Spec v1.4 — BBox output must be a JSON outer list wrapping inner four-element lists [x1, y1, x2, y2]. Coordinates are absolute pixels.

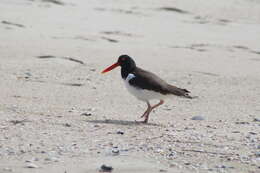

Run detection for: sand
[[0, 0, 260, 172]]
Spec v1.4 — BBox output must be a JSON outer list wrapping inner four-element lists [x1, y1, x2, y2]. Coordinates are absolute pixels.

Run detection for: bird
[[102, 55, 195, 123]]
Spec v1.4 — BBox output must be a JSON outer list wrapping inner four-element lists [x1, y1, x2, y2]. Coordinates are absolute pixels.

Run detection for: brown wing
[[130, 67, 193, 98]]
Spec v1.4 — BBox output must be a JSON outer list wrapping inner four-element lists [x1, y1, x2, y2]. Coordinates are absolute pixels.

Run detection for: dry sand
[[0, 0, 260, 172]]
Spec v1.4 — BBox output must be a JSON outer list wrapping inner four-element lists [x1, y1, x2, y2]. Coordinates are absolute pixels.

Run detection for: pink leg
[[151, 100, 164, 110], [143, 100, 164, 123], [140, 101, 151, 118]]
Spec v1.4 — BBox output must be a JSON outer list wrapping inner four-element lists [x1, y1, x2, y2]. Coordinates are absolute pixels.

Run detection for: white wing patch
[[126, 73, 135, 82]]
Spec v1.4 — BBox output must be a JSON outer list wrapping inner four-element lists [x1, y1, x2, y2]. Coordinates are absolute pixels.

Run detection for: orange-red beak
[[101, 62, 120, 74]]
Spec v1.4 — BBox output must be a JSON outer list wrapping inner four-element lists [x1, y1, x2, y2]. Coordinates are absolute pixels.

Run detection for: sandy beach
[[0, 0, 260, 172]]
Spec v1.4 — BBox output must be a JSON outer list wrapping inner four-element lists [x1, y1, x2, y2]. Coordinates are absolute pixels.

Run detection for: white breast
[[123, 73, 166, 102]]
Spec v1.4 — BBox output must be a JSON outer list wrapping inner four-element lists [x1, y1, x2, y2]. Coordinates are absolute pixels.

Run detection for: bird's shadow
[[86, 119, 160, 126]]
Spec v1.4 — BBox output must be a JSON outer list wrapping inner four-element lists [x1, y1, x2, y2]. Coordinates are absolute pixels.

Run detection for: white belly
[[123, 73, 166, 102]]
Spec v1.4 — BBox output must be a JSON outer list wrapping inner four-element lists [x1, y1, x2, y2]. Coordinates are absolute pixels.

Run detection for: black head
[[102, 54, 136, 79], [117, 55, 136, 70]]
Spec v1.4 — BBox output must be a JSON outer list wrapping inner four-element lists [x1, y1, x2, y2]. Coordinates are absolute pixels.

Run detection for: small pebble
[[235, 121, 249, 125], [227, 157, 234, 161], [255, 152, 260, 157], [100, 164, 113, 172], [81, 112, 92, 116], [111, 148, 120, 155], [45, 157, 59, 162], [25, 163, 39, 168], [253, 118, 260, 122], [216, 165, 226, 169], [25, 72, 32, 76], [171, 163, 182, 169], [232, 131, 240, 133], [63, 123, 71, 127], [116, 130, 124, 135], [155, 148, 164, 154], [159, 169, 167, 172], [25, 157, 39, 163], [166, 151, 176, 160], [191, 116, 205, 120]]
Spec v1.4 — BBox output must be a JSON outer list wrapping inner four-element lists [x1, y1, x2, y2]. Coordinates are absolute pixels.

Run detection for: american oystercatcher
[[102, 55, 195, 123]]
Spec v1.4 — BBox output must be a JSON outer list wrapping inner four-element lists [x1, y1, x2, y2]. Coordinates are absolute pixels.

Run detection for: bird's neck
[[121, 66, 136, 79]]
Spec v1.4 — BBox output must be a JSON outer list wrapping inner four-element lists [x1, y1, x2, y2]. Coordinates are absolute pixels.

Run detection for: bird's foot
[[137, 114, 149, 123]]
